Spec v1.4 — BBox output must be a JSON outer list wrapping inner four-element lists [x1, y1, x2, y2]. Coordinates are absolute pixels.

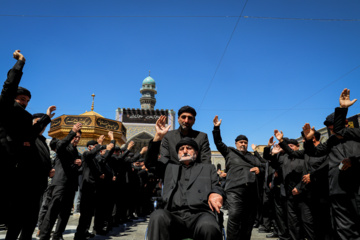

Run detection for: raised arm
[[145, 116, 170, 176], [0, 50, 26, 107], [212, 115, 229, 157], [274, 129, 305, 159]]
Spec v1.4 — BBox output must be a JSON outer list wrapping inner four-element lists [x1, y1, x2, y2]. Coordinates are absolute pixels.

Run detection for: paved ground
[[0, 211, 274, 240]]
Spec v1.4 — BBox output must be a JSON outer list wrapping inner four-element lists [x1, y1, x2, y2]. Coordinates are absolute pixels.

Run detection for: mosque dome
[[142, 76, 155, 86]]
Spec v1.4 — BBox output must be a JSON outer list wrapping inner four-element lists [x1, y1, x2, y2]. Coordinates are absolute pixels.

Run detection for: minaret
[[140, 71, 157, 110]]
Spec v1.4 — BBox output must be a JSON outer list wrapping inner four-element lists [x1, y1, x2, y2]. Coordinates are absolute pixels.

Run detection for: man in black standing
[[212, 115, 263, 240], [160, 106, 211, 164], [74, 132, 115, 240], [40, 122, 83, 240]]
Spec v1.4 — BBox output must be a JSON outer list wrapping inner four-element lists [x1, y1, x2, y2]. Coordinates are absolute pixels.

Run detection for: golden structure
[[48, 94, 127, 147]]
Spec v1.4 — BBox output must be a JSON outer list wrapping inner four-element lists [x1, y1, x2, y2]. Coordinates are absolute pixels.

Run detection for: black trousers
[[262, 189, 276, 231], [6, 179, 44, 240], [74, 185, 96, 239], [38, 185, 55, 228], [39, 185, 76, 240], [286, 194, 315, 240], [273, 187, 290, 240], [226, 185, 257, 240], [147, 209, 222, 240], [94, 181, 113, 231], [330, 194, 360, 240]]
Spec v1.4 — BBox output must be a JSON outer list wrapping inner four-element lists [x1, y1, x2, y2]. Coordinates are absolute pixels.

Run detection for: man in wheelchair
[[145, 116, 226, 240]]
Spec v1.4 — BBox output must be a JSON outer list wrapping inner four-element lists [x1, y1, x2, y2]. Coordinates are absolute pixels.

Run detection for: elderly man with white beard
[[145, 116, 225, 240]]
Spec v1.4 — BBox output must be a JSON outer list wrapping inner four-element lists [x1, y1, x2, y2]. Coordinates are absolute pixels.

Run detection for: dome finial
[[149, 70, 151, 76], [91, 93, 95, 111]]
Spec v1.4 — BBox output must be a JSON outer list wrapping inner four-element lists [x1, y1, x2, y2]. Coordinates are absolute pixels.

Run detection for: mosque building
[[115, 73, 176, 153]]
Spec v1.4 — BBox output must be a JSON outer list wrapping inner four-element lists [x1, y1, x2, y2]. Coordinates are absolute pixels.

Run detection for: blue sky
[[1, 0, 359, 151]]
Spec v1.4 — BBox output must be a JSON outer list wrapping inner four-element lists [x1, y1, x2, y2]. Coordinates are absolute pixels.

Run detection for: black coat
[[52, 130, 81, 191], [160, 127, 211, 164], [212, 126, 264, 191], [305, 107, 360, 195], [0, 61, 49, 167], [81, 144, 104, 189], [145, 140, 225, 213]]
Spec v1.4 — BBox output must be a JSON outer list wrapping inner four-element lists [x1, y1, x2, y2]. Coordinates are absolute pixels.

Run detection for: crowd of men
[[1, 49, 360, 240]]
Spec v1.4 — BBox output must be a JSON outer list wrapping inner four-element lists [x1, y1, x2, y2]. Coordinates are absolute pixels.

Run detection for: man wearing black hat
[[5, 108, 57, 240], [75, 132, 115, 240], [40, 123, 83, 240], [160, 105, 211, 164], [145, 116, 225, 240], [212, 115, 263, 240], [302, 88, 360, 240]]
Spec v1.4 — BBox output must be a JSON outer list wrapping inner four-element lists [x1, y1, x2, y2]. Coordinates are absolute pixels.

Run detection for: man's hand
[[112, 176, 116, 181], [274, 130, 284, 142], [292, 188, 300, 195], [106, 143, 114, 151], [47, 106, 56, 118], [97, 135, 105, 145], [268, 136, 276, 147], [72, 123, 82, 133], [271, 144, 282, 155], [49, 169, 55, 178], [213, 115, 222, 127], [340, 158, 352, 170], [13, 50, 25, 62], [100, 174, 105, 179], [74, 159, 82, 166], [339, 88, 357, 108], [127, 141, 135, 150], [302, 174, 311, 184], [140, 146, 148, 155], [208, 193, 223, 213], [108, 131, 114, 140], [250, 167, 260, 175], [154, 116, 171, 141], [302, 123, 315, 141], [251, 144, 257, 151]]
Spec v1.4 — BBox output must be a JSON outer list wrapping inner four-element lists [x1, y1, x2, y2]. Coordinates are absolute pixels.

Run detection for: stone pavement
[[0, 210, 274, 240]]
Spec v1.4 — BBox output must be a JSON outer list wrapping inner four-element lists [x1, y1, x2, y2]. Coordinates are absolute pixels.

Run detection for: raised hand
[[140, 146, 148, 155], [97, 135, 105, 145], [268, 136, 276, 147], [154, 115, 171, 141], [271, 144, 282, 155], [106, 143, 114, 151], [47, 106, 56, 118], [108, 131, 114, 140], [251, 144, 257, 151], [339, 88, 357, 108], [274, 129, 284, 141], [127, 141, 135, 150], [302, 123, 315, 140], [13, 50, 26, 62], [72, 123, 82, 133], [213, 115, 222, 127]]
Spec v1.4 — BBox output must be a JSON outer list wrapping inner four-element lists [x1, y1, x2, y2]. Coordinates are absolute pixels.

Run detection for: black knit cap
[[86, 140, 98, 147], [288, 139, 299, 146], [324, 112, 335, 126], [178, 105, 197, 117], [114, 146, 121, 151], [176, 137, 199, 153], [17, 87, 31, 99], [33, 113, 45, 119], [235, 135, 248, 142]]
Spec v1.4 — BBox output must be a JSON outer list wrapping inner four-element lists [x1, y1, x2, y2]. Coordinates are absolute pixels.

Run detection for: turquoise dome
[[142, 76, 155, 85]]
